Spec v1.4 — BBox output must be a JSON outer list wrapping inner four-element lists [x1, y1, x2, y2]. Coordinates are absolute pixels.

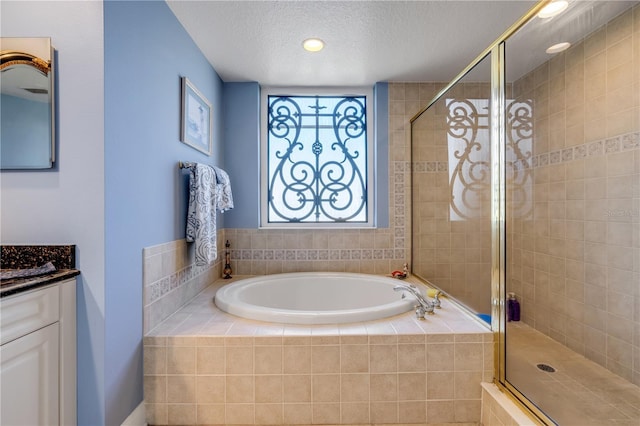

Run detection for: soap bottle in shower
[[507, 292, 520, 322]]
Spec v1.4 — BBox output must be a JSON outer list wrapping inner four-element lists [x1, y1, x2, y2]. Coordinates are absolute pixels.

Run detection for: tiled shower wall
[[508, 5, 640, 385]]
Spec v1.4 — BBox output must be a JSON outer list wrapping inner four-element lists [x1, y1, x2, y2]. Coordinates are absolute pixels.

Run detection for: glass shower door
[[411, 53, 494, 323], [503, 2, 640, 424]]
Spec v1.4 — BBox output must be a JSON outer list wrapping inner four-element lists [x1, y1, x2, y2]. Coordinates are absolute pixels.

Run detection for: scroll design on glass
[[267, 95, 368, 223], [446, 98, 491, 220], [505, 99, 533, 219], [446, 98, 532, 220]]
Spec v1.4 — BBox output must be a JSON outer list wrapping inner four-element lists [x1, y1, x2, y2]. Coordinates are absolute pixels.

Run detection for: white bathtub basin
[[214, 272, 415, 324]]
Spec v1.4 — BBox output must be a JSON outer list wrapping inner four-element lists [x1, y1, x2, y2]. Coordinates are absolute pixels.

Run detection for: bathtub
[[214, 272, 415, 324]]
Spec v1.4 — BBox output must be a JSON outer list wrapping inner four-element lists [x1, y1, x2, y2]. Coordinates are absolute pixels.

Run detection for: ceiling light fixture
[[537, 0, 569, 19], [546, 42, 571, 54], [302, 38, 324, 52]]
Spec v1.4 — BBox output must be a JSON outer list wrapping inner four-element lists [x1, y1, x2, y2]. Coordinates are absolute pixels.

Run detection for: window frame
[[260, 86, 375, 229]]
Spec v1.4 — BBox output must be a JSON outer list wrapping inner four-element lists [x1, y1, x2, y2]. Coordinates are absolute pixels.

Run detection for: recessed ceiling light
[[546, 42, 571, 54], [302, 38, 324, 52], [537, 0, 569, 19]]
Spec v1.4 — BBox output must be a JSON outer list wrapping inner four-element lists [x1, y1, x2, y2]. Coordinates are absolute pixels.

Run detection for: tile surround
[[143, 238, 223, 334], [144, 276, 493, 425]]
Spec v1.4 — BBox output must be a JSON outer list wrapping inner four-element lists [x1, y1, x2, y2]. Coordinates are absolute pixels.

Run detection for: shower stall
[[410, 1, 639, 424]]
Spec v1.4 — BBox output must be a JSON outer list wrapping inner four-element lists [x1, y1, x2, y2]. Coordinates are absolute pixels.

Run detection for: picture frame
[[180, 77, 212, 155]]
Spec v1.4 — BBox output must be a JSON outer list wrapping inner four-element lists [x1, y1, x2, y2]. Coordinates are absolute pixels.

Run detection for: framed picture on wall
[[180, 77, 212, 155]]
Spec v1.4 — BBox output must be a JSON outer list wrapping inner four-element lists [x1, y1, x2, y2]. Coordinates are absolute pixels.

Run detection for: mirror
[[1, 37, 55, 169]]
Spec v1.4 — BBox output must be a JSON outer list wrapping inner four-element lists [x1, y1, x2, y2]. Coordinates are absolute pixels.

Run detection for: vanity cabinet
[[0, 279, 76, 426]]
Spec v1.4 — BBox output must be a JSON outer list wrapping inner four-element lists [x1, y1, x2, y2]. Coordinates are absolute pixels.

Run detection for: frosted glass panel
[[411, 53, 492, 319]]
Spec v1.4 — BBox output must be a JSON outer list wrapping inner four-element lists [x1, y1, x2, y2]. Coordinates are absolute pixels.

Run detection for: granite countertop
[[1, 269, 80, 298], [0, 245, 80, 298]]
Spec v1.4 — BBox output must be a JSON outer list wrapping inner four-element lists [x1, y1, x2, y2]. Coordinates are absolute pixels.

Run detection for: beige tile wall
[[508, 5, 640, 386], [143, 237, 223, 334], [144, 332, 494, 425], [222, 227, 407, 276]]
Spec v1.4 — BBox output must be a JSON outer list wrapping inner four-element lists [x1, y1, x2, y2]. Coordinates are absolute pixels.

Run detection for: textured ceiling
[[167, 0, 538, 86]]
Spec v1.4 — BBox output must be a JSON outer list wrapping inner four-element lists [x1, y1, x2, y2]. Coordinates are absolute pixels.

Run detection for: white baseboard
[[121, 402, 146, 426]]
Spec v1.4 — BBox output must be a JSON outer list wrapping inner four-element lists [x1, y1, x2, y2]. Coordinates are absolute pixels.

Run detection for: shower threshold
[[506, 322, 640, 426]]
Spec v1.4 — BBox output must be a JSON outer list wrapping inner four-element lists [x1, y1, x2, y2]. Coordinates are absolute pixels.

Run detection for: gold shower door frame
[[410, 1, 555, 424]]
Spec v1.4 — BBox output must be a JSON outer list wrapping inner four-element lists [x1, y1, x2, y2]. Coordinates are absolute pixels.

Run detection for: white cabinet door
[[1, 323, 60, 426]]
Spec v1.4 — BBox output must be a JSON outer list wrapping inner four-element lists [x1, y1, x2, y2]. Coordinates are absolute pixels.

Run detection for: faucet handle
[[432, 290, 442, 309]]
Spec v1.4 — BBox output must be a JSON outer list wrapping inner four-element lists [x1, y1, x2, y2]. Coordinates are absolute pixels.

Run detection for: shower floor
[[506, 322, 640, 426]]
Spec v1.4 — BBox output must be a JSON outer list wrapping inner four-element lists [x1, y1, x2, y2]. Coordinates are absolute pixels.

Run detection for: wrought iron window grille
[[266, 95, 369, 224]]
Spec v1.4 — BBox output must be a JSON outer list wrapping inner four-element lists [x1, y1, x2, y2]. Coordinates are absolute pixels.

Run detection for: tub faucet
[[394, 284, 435, 319], [432, 290, 442, 309]]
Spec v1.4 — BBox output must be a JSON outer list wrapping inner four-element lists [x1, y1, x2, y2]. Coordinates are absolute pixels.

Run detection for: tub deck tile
[[144, 276, 493, 426], [146, 275, 491, 339]]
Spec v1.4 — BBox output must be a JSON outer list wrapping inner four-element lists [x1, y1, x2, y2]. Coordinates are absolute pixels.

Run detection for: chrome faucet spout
[[394, 284, 435, 317]]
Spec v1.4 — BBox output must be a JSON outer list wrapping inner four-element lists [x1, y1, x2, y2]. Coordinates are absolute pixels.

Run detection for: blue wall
[[104, 1, 223, 423], [221, 82, 260, 228]]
